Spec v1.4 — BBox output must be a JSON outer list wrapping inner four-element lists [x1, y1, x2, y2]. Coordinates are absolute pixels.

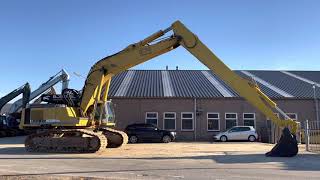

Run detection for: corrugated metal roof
[[114, 70, 136, 97], [109, 71, 127, 97], [247, 70, 317, 98], [241, 71, 294, 98], [161, 71, 175, 97], [235, 71, 284, 98], [170, 70, 224, 98], [281, 71, 320, 88], [126, 70, 163, 97], [108, 70, 320, 99], [287, 71, 320, 85], [202, 71, 234, 97]]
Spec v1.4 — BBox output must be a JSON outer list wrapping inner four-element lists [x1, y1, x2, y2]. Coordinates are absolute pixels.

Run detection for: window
[[181, 112, 194, 131], [145, 112, 158, 126], [239, 127, 251, 131], [229, 126, 251, 133], [286, 113, 297, 121], [163, 112, 176, 130], [243, 113, 255, 127], [228, 127, 241, 133], [225, 113, 237, 129], [126, 124, 157, 131], [207, 113, 220, 131]]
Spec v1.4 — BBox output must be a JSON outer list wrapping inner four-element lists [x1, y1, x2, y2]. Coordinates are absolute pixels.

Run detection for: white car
[[213, 126, 258, 142]]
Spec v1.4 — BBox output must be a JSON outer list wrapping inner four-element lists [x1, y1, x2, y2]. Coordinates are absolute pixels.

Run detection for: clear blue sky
[[1, 0, 320, 96]]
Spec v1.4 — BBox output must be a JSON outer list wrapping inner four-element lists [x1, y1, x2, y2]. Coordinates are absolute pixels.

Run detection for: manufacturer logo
[[30, 119, 61, 125]]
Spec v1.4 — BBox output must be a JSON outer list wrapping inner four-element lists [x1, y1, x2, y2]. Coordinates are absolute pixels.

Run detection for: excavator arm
[[9, 69, 69, 114], [0, 83, 30, 114], [81, 21, 297, 134], [172, 22, 297, 133]]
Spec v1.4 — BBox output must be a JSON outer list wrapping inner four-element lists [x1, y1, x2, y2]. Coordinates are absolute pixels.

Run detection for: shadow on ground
[[1, 154, 320, 178], [0, 146, 319, 172], [108, 153, 320, 171], [0, 147, 90, 156], [0, 136, 26, 144]]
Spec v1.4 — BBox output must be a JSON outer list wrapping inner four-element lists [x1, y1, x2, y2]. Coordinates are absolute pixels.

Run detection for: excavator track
[[99, 127, 128, 148], [25, 129, 107, 153]]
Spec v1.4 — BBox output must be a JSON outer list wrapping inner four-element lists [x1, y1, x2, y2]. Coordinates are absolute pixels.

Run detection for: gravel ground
[[0, 136, 318, 180]]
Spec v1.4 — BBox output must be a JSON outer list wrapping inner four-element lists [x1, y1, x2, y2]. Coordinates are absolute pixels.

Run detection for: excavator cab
[[95, 101, 116, 127]]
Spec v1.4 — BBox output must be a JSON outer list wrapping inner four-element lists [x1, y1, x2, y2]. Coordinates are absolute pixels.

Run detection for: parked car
[[125, 123, 176, 143], [213, 126, 258, 142]]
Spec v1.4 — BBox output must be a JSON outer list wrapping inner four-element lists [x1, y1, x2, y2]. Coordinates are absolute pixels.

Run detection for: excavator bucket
[[265, 127, 298, 157]]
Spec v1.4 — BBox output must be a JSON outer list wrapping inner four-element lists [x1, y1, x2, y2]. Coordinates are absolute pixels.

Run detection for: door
[[140, 127, 162, 142], [239, 127, 251, 139], [227, 127, 242, 140]]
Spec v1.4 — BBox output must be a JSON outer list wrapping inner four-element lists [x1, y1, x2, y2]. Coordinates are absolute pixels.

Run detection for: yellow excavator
[[19, 21, 298, 156]]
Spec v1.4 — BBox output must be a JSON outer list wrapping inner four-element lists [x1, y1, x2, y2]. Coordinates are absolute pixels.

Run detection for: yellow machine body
[[20, 107, 89, 128]]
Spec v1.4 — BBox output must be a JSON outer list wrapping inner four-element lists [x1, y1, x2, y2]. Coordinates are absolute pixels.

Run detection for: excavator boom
[[80, 21, 297, 133]]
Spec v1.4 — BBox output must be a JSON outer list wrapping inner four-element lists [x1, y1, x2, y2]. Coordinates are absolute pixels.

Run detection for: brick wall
[[112, 98, 316, 141]]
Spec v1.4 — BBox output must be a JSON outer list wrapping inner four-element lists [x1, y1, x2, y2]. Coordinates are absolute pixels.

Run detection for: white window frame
[[225, 112, 238, 129], [285, 113, 298, 121], [243, 113, 256, 128], [181, 112, 194, 131], [163, 112, 176, 130], [145, 112, 158, 126], [207, 112, 220, 131]]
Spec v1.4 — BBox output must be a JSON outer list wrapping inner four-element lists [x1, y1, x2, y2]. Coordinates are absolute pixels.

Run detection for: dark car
[[125, 123, 176, 143]]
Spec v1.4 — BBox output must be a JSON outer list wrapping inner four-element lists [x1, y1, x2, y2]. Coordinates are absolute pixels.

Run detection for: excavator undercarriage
[[24, 127, 128, 153], [25, 129, 107, 153]]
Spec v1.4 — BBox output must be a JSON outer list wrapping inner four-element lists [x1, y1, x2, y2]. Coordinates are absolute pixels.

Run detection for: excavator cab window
[[106, 101, 115, 124], [95, 101, 116, 125]]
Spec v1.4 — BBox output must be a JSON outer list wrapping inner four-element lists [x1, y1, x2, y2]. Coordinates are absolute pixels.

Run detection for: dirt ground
[[0, 136, 317, 180], [101, 142, 290, 158], [0, 136, 304, 158]]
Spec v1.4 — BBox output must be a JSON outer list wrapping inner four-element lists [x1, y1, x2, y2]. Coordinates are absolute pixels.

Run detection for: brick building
[[107, 70, 320, 142]]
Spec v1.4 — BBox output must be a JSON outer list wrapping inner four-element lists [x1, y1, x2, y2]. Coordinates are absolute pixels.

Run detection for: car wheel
[[129, 135, 138, 143], [162, 135, 171, 143], [220, 135, 228, 142], [248, 135, 256, 142]]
